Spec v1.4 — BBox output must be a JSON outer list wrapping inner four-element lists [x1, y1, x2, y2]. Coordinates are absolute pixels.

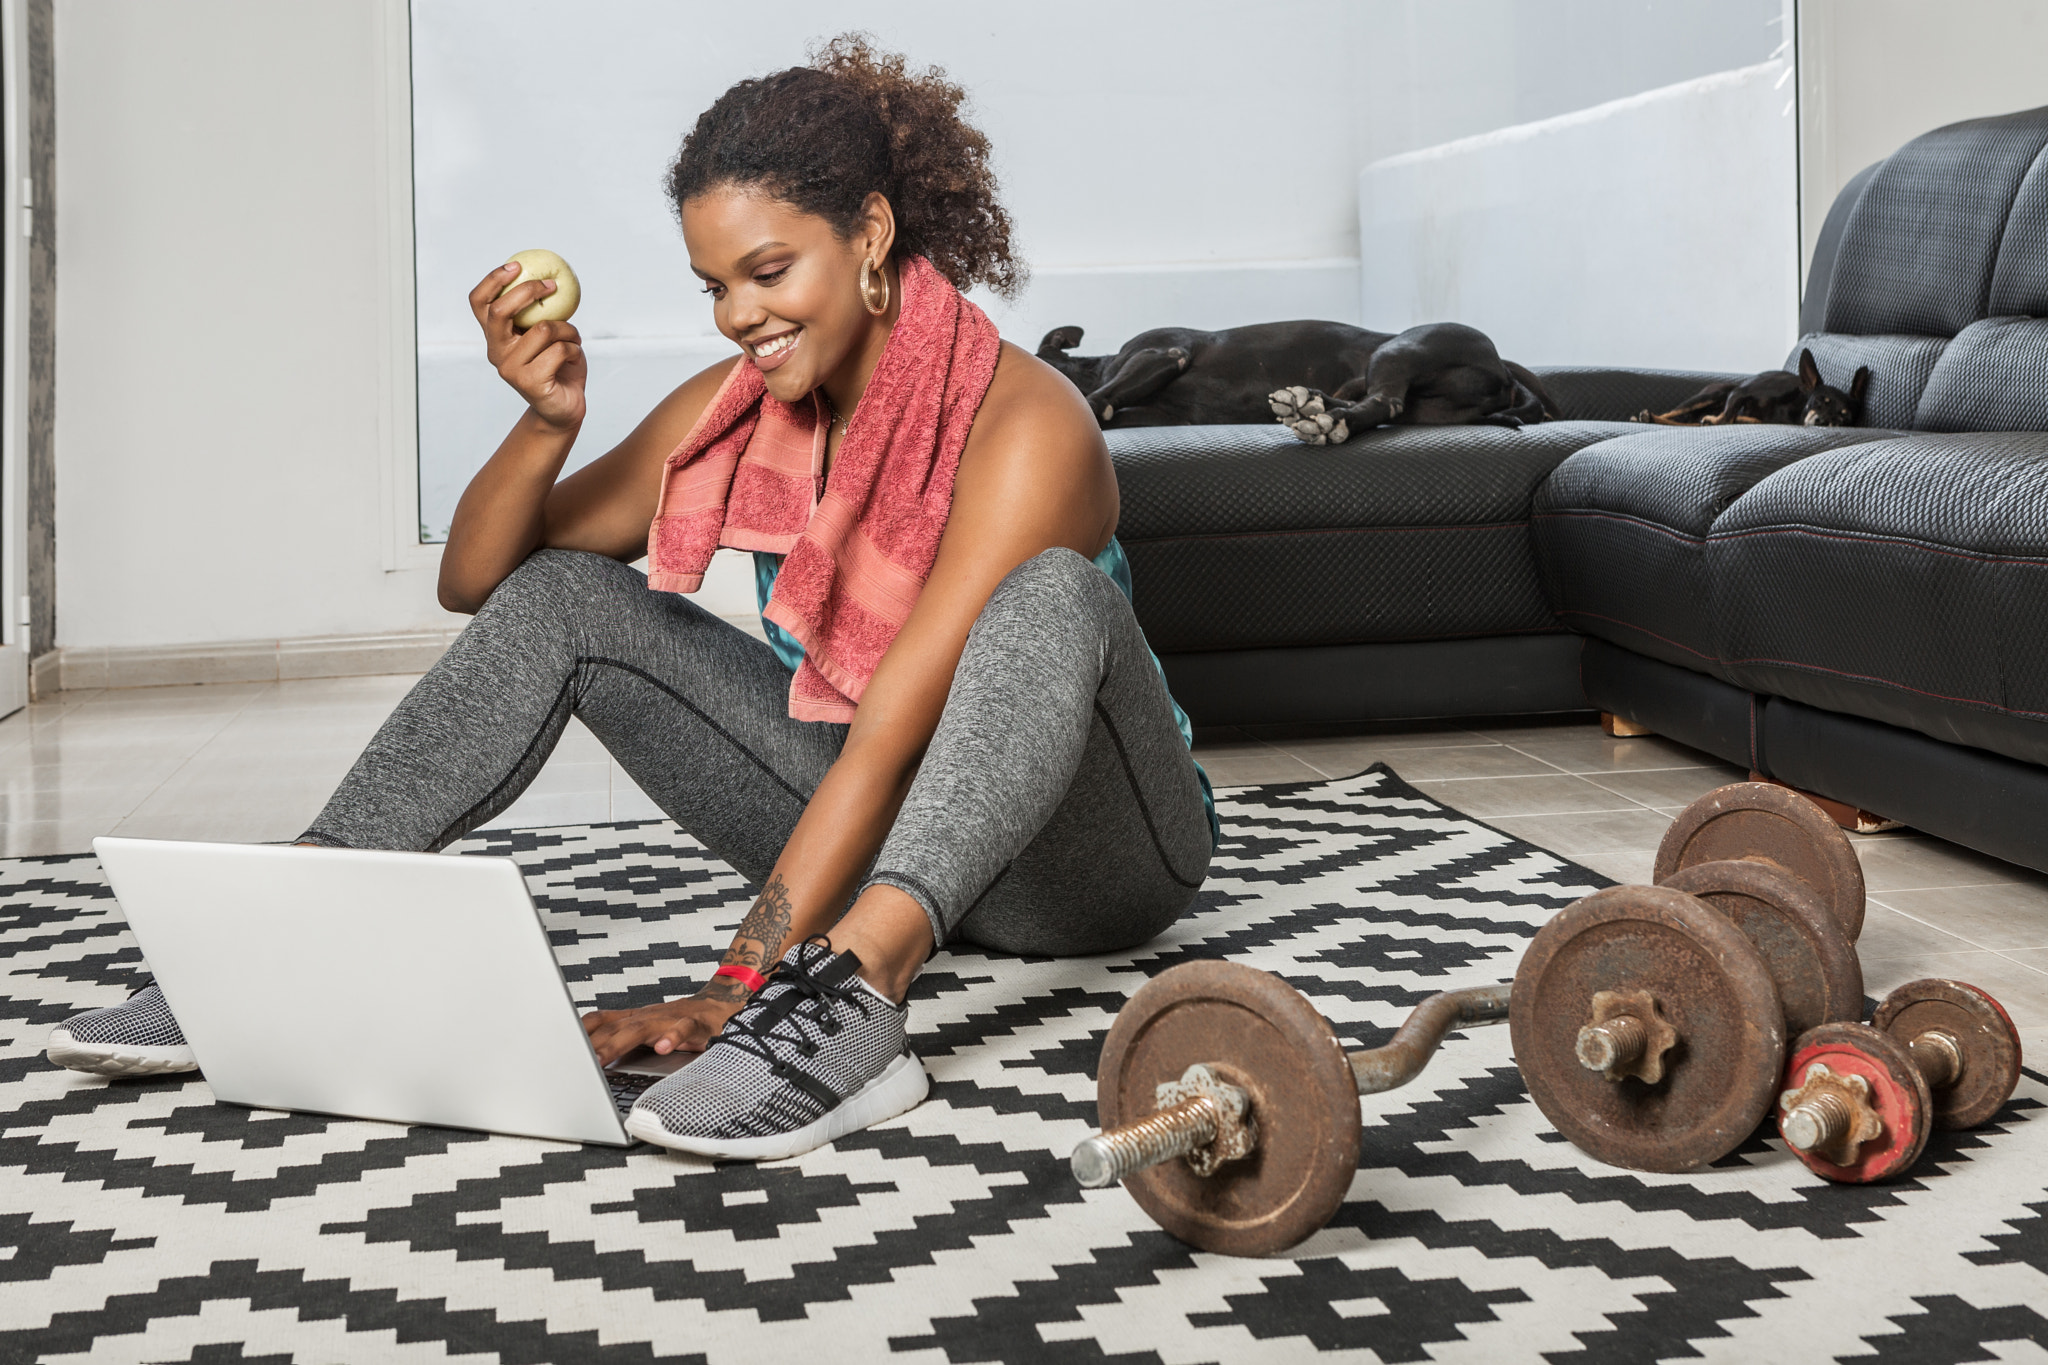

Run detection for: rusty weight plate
[[1655, 782, 1866, 943], [1873, 978, 2023, 1130], [1510, 885, 1785, 1172], [1096, 960, 1360, 1257], [1778, 1023, 1931, 1182], [1660, 859, 1863, 1036]]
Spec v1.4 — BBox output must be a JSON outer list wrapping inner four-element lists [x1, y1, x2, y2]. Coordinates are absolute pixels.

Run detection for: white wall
[[54, 1, 450, 650], [410, 0, 1790, 539], [49, 0, 1818, 652], [1797, 0, 2048, 278], [1359, 61, 1800, 372], [410, 0, 1386, 541]]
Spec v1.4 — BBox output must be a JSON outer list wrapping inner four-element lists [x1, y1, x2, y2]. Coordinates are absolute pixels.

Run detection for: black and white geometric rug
[[2, 765, 2043, 1364]]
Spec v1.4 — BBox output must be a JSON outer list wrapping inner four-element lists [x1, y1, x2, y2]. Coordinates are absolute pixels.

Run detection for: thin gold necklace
[[821, 393, 851, 440]]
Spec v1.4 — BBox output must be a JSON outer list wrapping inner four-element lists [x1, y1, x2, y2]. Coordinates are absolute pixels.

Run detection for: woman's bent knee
[[489, 547, 639, 605], [468, 549, 644, 638]]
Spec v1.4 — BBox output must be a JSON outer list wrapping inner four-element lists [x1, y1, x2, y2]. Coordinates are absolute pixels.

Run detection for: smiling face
[[683, 186, 891, 405]]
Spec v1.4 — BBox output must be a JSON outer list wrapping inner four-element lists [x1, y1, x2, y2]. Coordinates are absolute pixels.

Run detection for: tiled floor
[[6, 674, 2048, 1041]]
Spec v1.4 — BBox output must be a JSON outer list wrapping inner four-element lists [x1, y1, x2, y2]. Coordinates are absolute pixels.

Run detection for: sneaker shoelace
[[709, 937, 876, 1085]]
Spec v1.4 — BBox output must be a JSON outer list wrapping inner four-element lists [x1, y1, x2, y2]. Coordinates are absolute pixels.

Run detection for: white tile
[[1854, 835, 2040, 893], [1570, 849, 1658, 886], [1874, 882, 2048, 952], [610, 765, 669, 822], [1490, 808, 1673, 858], [486, 789, 614, 829], [1494, 728, 1723, 774], [1293, 741, 1556, 783], [1411, 774, 1646, 819], [1582, 765, 1749, 809]]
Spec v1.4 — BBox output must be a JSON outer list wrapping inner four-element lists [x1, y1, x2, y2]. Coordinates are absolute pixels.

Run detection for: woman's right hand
[[468, 262, 588, 432], [579, 991, 747, 1067]]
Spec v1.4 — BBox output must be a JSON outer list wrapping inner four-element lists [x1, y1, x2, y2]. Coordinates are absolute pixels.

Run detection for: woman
[[47, 37, 1215, 1161]]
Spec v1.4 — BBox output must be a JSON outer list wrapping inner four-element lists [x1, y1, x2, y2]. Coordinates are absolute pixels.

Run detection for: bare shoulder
[[948, 341, 1117, 552], [969, 342, 1104, 456], [960, 342, 1110, 482]]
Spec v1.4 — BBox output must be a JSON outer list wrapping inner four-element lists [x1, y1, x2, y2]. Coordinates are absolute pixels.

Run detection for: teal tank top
[[753, 539, 1218, 844]]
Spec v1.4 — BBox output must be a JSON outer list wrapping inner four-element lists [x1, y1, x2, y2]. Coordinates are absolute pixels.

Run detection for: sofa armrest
[[1529, 366, 1750, 423]]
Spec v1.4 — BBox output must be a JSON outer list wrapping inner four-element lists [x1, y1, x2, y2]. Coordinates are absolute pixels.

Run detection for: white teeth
[[754, 331, 798, 358]]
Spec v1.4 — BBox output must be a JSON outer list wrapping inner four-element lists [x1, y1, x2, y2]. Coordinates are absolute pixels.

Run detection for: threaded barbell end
[[1070, 1094, 1221, 1188], [1783, 1092, 1852, 1153], [1576, 1014, 1647, 1073]]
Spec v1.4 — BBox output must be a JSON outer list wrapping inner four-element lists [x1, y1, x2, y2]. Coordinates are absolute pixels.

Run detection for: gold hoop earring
[[858, 257, 890, 316]]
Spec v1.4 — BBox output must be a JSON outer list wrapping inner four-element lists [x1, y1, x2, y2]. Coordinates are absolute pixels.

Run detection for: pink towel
[[645, 255, 1003, 722]]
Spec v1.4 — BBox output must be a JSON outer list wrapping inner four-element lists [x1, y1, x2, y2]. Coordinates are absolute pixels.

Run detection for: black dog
[[1037, 320, 1558, 444], [1633, 348, 1871, 427]]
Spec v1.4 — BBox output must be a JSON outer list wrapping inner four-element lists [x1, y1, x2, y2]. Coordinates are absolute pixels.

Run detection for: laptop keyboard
[[607, 1071, 661, 1116]]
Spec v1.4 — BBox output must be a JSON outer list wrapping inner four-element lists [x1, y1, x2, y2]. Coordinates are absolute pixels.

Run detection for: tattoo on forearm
[[699, 976, 748, 1003], [707, 872, 795, 995]]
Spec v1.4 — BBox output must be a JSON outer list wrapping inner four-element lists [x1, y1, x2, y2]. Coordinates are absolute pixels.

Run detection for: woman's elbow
[[436, 572, 484, 616]]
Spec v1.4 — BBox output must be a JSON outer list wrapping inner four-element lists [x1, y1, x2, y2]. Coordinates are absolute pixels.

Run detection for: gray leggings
[[303, 547, 1212, 955]]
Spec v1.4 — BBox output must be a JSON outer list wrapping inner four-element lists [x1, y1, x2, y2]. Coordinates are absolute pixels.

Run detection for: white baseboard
[[46, 629, 465, 693], [26, 647, 59, 702], [39, 613, 770, 695]]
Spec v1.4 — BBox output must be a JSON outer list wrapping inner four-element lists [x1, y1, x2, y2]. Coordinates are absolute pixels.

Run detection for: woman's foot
[[624, 938, 927, 1160], [45, 981, 198, 1076]]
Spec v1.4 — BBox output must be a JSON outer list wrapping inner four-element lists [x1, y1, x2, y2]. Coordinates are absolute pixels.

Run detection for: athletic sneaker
[[46, 981, 198, 1077], [625, 938, 927, 1160]]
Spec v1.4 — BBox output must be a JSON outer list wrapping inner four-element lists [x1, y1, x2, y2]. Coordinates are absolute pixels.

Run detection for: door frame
[[0, 0, 29, 719]]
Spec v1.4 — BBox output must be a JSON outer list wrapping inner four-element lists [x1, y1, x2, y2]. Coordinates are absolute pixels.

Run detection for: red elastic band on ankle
[[714, 963, 769, 993]]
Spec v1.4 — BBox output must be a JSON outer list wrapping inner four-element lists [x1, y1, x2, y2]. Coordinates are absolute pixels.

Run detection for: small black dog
[[1634, 349, 1871, 427], [1037, 320, 1557, 444]]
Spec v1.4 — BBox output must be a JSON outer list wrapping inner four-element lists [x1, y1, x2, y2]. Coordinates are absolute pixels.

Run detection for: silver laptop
[[92, 836, 687, 1145]]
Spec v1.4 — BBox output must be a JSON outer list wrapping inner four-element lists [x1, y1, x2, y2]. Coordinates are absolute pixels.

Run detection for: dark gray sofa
[[1111, 103, 2048, 875]]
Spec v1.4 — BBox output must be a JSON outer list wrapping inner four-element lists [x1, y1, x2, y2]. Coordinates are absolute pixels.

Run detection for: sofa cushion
[[1708, 432, 2048, 765], [1531, 427, 1896, 678], [1110, 420, 1633, 653], [1989, 132, 2048, 316], [1913, 316, 2048, 432], [1785, 332, 1949, 430], [1824, 106, 2048, 337], [1527, 368, 1747, 423]]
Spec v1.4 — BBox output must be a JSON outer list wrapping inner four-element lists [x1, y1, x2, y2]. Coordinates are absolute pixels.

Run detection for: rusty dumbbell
[[1072, 782, 1876, 1254], [1070, 959, 1511, 1256], [1655, 780, 1867, 944], [1514, 783, 1867, 1171], [1776, 978, 2023, 1182]]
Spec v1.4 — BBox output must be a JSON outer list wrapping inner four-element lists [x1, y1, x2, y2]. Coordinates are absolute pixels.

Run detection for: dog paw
[[1269, 387, 1351, 444], [1268, 385, 1327, 418]]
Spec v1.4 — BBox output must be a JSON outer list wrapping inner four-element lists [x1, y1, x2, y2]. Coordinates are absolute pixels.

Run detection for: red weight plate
[[1778, 1023, 1931, 1183]]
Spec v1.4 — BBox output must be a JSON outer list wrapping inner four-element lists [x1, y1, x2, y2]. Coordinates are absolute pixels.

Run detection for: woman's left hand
[[581, 993, 745, 1066]]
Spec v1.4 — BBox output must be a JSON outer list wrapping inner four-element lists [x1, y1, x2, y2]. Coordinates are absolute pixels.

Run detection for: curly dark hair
[[667, 34, 1023, 299]]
